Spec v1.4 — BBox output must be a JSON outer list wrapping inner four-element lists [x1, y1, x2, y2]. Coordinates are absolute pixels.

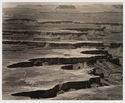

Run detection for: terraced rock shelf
[[2, 3, 123, 100]]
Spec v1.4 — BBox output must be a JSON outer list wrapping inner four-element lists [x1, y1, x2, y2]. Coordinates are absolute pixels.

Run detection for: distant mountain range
[[3, 3, 123, 13]]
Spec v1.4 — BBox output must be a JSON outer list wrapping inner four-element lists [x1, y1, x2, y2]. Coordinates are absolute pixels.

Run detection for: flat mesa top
[[22, 65, 99, 90], [46, 29, 84, 33], [3, 40, 103, 43], [46, 40, 103, 44], [41, 48, 102, 58]]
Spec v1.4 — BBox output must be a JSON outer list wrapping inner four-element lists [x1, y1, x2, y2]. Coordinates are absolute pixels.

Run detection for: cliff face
[[2, 3, 123, 100], [10, 58, 122, 99], [7, 42, 122, 99]]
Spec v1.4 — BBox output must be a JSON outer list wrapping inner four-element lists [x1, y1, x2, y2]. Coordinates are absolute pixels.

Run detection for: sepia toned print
[[2, 2, 123, 100]]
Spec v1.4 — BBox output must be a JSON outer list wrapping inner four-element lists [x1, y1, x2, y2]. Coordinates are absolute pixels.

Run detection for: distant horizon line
[[3, 2, 123, 8]]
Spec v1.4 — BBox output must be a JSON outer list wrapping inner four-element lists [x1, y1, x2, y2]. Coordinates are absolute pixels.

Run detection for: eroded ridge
[[7, 43, 122, 99], [11, 75, 102, 99], [11, 57, 122, 99]]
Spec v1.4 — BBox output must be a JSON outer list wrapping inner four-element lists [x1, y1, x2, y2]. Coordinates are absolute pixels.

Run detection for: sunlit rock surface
[[2, 3, 123, 100]]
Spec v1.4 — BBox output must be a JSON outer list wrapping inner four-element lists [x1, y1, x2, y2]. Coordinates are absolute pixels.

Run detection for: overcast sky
[[3, 2, 123, 8]]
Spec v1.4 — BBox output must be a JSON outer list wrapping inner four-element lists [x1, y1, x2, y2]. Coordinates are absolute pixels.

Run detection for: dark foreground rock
[[11, 77, 102, 99]]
